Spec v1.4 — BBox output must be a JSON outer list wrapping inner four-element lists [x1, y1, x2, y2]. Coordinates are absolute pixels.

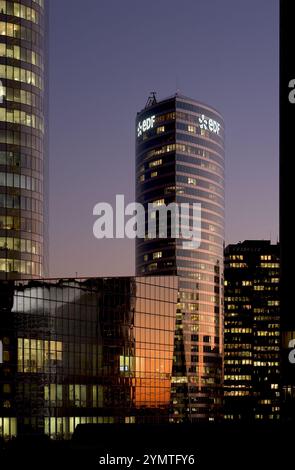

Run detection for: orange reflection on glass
[[133, 280, 177, 408]]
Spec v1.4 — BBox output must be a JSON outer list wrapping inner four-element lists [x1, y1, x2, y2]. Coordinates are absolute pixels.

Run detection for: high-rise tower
[[224, 240, 280, 421], [0, 0, 46, 279], [135, 93, 225, 421]]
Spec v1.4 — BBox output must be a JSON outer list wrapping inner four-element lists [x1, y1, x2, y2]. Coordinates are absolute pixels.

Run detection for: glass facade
[[224, 241, 280, 421], [0, 276, 178, 439], [136, 94, 225, 421], [0, 0, 46, 279]]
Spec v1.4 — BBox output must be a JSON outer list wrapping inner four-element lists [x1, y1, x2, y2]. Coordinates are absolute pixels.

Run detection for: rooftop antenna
[[145, 91, 157, 108]]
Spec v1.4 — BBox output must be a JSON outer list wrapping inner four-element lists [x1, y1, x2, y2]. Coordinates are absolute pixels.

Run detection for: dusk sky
[[49, 0, 279, 277]]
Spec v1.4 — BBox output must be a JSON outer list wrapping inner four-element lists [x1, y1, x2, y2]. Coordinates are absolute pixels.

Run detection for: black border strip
[[280, 0, 295, 411]]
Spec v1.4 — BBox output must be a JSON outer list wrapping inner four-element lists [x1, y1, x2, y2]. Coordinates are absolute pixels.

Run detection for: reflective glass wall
[[0, 276, 177, 439]]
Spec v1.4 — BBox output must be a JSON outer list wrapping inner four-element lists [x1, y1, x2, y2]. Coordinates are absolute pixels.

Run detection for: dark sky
[[49, 0, 279, 278]]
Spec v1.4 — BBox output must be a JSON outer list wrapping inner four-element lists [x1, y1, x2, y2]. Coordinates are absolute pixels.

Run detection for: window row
[[0, 193, 43, 213], [2, 84, 43, 108], [156, 112, 175, 123], [176, 132, 224, 156], [44, 417, 114, 440], [0, 63, 43, 89], [43, 384, 104, 409], [176, 163, 223, 186], [0, 257, 42, 275], [176, 154, 223, 176], [0, 236, 42, 254], [0, 171, 43, 192], [175, 143, 224, 167], [0, 129, 43, 151], [140, 143, 176, 160], [141, 142, 222, 165], [7, 106, 42, 132], [0, 107, 44, 131], [18, 338, 62, 372], [0, 150, 43, 172], [0, 215, 43, 234], [0, 42, 43, 69], [0, 20, 42, 46], [0, 1, 40, 25]]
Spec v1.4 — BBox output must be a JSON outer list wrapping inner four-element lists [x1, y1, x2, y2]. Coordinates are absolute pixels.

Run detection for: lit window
[[0, 1, 6, 14], [18, 338, 63, 373], [147, 263, 157, 271], [149, 159, 162, 168], [3, 384, 11, 394], [120, 355, 134, 372], [188, 177, 197, 185], [153, 251, 162, 260], [152, 199, 165, 207], [157, 126, 165, 134]]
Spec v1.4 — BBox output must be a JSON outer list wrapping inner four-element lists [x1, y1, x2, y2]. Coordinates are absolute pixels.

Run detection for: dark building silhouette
[[224, 241, 280, 421], [135, 93, 225, 421]]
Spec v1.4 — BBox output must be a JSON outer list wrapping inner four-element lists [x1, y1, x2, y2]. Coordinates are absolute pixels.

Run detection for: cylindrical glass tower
[[0, 0, 46, 279], [136, 93, 225, 421]]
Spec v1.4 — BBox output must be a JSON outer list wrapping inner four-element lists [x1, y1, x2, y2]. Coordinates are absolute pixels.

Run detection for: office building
[[224, 240, 280, 421], [135, 93, 225, 421], [0, 276, 178, 439], [0, 0, 46, 279]]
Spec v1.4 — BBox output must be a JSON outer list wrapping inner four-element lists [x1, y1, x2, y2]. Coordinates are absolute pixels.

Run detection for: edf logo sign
[[137, 115, 156, 137]]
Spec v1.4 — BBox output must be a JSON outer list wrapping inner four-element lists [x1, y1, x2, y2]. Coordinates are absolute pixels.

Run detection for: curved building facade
[[0, 0, 46, 279], [136, 94, 225, 421]]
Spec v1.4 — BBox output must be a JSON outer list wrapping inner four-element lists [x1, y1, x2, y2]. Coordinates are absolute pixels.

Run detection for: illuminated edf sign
[[137, 115, 156, 138], [199, 114, 221, 135]]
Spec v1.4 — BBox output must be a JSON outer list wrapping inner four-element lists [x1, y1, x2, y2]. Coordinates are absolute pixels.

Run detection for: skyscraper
[[224, 240, 280, 421], [135, 93, 225, 421], [0, 0, 46, 280]]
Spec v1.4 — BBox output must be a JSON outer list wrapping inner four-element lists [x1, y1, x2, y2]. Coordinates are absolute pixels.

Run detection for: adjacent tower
[[135, 93, 225, 421], [0, 0, 46, 279], [224, 240, 280, 421]]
